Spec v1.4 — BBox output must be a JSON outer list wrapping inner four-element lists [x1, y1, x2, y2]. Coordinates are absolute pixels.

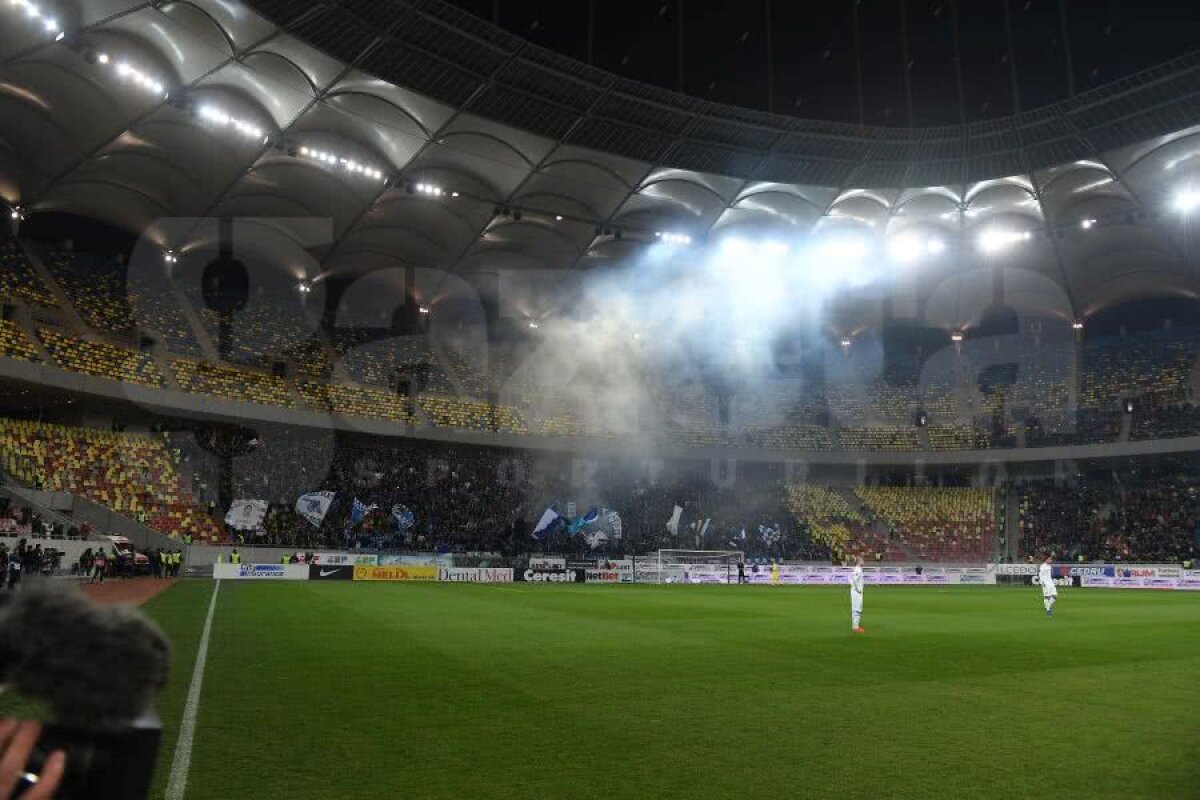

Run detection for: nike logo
[[320, 569, 337, 577]]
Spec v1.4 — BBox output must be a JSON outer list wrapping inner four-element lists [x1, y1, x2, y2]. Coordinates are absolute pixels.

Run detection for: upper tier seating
[[0, 417, 223, 542], [299, 381, 415, 425], [1082, 327, 1199, 407], [0, 237, 57, 307], [0, 321, 40, 363], [172, 359, 294, 406], [38, 328, 163, 386], [418, 395, 527, 433], [43, 248, 133, 332], [839, 426, 922, 452]]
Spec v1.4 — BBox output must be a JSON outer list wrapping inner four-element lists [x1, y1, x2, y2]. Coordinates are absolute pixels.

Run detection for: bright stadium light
[[528, 321, 539, 330], [297, 281, 312, 294], [950, 331, 964, 342], [1080, 218, 1096, 230], [418, 306, 430, 314], [657, 231, 691, 246], [926, 237, 946, 255], [840, 337, 852, 348], [1072, 320, 1084, 330], [977, 228, 1029, 254], [887, 233, 922, 263], [97, 53, 109, 64], [1173, 188, 1200, 213]]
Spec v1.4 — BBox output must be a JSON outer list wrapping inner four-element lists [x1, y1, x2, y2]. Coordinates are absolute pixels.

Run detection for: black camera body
[[22, 711, 161, 800]]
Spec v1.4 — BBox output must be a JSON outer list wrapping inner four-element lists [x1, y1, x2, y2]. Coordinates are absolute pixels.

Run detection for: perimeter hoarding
[[353, 565, 438, 582], [214, 563, 310, 580]]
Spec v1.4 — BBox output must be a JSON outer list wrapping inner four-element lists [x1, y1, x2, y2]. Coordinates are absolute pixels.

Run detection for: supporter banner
[[377, 554, 452, 568], [224, 499, 268, 531], [353, 565, 438, 582], [437, 567, 514, 583], [311, 552, 379, 566], [214, 563, 309, 581], [309, 564, 354, 581], [529, 556, 566, 571], [295, 491, 336, 528], [516, 568, 583, 583]]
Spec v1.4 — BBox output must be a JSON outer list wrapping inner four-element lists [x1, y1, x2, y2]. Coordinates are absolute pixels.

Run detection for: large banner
[[353, 565, 438, 582], [437, 567, 514, 583], [377, 554, 452, 568], [214, 563, 309, 580], [311, 552, 379, 566], [224, 499, 268, 531]]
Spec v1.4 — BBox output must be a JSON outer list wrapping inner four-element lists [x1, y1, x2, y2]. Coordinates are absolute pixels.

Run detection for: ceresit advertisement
[[353, 565, 438, 582]]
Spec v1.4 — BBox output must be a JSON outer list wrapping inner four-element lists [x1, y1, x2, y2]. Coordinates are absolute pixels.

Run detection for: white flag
[[666, 505, 683, 537], [225, 499, 268, 531], [295, 491, 336, 528], [607, 511, 623, 539]]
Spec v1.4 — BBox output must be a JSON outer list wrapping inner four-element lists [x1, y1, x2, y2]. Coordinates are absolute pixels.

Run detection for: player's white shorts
[[851, 590, 863, 614], [1043, 587, 1058, 599]]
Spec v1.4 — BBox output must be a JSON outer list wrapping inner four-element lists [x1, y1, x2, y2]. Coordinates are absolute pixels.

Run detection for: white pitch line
[[165, 580, 221, 800]]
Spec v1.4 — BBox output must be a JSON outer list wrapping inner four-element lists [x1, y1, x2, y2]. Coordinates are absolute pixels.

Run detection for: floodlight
[[950, 331, 964, 342], [1173, 188, 1200, 213], [887, 233, 922, 263]]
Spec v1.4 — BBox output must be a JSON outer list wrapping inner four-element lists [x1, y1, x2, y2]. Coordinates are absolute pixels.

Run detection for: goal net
[[650, 549, 744, 584]]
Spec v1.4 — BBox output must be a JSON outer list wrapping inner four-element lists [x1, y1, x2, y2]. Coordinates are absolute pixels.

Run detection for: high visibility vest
[[230, 552, 241, 564]]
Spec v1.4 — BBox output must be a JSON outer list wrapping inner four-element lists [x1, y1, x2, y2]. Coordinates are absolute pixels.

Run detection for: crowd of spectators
[[1019, 465, 1200, 563]]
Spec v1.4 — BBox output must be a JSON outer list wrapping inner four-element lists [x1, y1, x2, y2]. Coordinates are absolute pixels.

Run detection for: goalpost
[[653, 549, 744, 584]]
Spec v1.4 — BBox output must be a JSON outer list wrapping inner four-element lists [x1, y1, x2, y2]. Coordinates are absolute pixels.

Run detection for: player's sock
[[852, 612, 861, 630]]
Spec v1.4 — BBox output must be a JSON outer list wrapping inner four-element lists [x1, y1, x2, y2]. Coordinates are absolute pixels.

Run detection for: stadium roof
[[2, 0, 1200, 326]]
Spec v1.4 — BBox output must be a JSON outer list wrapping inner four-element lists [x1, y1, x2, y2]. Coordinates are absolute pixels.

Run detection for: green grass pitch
[[36, 583, 1200, 798]]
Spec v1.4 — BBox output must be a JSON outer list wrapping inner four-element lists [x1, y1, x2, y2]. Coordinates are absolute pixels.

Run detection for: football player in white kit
[[850, 555, 865, 633], [1038, 555, 1058, 617]]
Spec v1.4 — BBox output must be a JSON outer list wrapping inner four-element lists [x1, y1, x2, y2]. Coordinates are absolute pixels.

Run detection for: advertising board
[[353, 565, 438, 582]]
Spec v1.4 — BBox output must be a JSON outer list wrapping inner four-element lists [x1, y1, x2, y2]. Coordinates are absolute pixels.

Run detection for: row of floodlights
[[298, 147, 385, 181], [10, 0, 64, 41]]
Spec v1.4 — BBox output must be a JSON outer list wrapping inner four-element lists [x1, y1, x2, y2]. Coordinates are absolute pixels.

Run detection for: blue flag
[[568, 507, 600, 535], [532, 505, 563, 540], [392, 504, 416, 533]]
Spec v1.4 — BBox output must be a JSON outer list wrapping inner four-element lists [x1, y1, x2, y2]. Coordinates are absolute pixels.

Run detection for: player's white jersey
[[850, 565, 864, 594], [1038, 563, 1057, 597]]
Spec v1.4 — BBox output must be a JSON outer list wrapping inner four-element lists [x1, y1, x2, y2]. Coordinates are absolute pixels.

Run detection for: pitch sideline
[[165, 580, 221, 800]]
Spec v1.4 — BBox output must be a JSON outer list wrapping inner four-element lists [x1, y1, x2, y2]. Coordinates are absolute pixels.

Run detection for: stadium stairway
[[830, 486, 914, 561], [22, 243, 87, 331]]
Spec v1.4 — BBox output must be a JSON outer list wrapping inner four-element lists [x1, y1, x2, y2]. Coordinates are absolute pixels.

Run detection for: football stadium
[[0, 0, 1199, 797]]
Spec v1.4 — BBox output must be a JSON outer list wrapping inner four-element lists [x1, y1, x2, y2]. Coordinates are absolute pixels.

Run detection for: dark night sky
[[444, 0, 1200, 127]]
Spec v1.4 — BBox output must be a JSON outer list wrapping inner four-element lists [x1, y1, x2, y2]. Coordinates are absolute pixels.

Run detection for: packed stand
[[1019, 467, 1200, 563]]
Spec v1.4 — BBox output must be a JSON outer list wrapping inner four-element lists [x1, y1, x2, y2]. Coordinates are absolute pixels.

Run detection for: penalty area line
[[165, 579, 221, 800]]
